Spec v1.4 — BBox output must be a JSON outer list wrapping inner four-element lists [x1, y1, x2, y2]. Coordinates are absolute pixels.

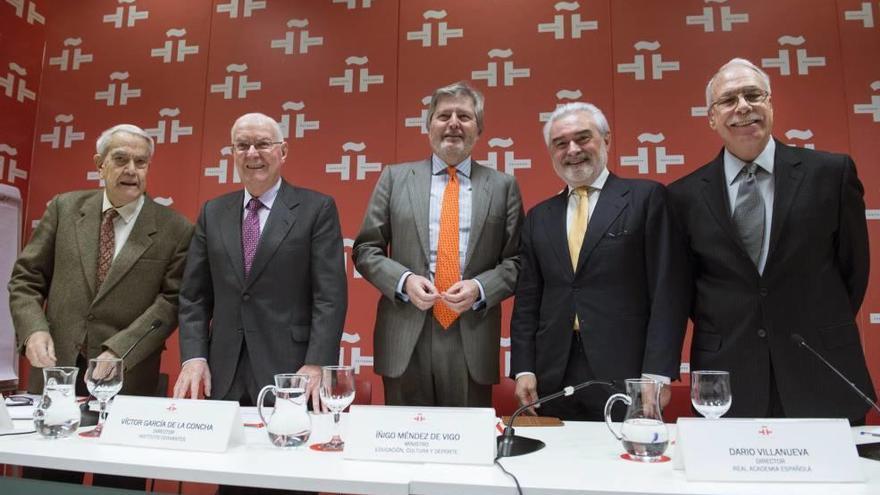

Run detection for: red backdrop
[[2, 0, 879, 417]]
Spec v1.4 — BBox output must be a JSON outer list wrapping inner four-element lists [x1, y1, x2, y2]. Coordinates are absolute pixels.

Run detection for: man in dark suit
[[510, 103, 689, 421], [9, 123, 193, 488], [353, 82, 523, 407], [668, 58, 875, 422], [173, 113, 346, 415]]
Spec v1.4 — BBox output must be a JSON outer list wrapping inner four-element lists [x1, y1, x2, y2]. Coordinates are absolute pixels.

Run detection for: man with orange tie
[[354, 82, 523, 407]]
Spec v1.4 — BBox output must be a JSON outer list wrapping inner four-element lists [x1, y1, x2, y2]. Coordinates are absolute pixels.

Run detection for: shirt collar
[[243, 178, 282, 210], [431, 154, 472, 178], [102, 191, 144, 224], [566, 166, 609, 196], [724, 139, 776, 186]]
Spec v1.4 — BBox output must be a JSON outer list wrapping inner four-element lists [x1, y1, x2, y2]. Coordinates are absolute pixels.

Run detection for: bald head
[[230, 113, 283, 143]]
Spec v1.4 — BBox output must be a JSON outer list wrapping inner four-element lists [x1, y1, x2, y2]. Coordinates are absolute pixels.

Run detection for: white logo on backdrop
[[404, 96, 431, 134], [342, 238, 363, 279], [617, 41, 680, 80], [94, 72, 141, 106], [279, 101, 320, 139], [472, 49, 531, 87], [784, 129, 815, 150], [843, 2, 877, 28], [539, 89, 584, 122], [685, 0, 749, 32], [103, 0, 148, 28], [210, 64, 261, 99], [407, 10, 463, 47], [325, 142, 382, 181], [40, 114, 85, 149], [0, 62, 36, 102], [0, 144, 27, 183], [144, 108, 194, 144], [216, 0, 265, 19], [6, 0, 45, 25], [49, 38, 94, 71], [537, 1, 598, 39], [151, 28, 199, 63], [853, 81, 880, 122], [761, 35, 826, 76], [329, 56, 384, 93], [619, 133, 684, 174], [271, 19, 324, 55], [338, 332, 374, 373], [333, 0, 373, 9], [204, 146, 241, 184], [481, 138, 531, 176]]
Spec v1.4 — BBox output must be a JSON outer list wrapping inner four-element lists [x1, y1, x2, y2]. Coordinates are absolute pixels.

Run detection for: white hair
[[542, 102, 610, 146], [231, 113, 283, 142], [95, 124, 154, 159], [705, 58, 772, 107]]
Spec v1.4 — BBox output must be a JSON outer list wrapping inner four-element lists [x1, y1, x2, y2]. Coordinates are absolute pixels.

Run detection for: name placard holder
[[674, 417, 864, 482], [344, 405, 496, 465], [100, 395, 244, 452]]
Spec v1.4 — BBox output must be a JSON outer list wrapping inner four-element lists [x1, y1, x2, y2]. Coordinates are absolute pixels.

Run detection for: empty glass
[[80, 357, 124, 438], [690, 370, 732, 419], [313, 365, 355, 452]]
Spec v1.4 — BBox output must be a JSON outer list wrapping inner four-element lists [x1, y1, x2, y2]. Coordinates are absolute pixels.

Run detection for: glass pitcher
[[257, 373, 312, 448], [33, 366, 81, 438], [604, 378, 669, 462]]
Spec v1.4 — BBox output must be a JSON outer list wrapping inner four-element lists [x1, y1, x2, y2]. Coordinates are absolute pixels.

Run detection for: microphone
[[790, 333, 880, 416], [120, 319, 163, 360], [497, 379, 614, 458]]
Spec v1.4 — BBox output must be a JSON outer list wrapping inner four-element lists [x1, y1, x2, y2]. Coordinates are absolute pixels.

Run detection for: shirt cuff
[[471, 279, 486, 311], [515, 371, 536, 380], [642, 373, 671, 385], [396, 271, 413, 302], [182, 357, 207, 367]]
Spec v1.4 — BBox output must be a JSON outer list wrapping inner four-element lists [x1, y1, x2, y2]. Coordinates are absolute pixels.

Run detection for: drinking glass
[[79, 357, 123, 438], [313, 365, 355, 452], [690, 370, 732, 419]]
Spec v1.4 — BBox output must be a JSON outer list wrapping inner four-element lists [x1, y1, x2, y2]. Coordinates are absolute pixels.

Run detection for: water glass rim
[[691, 370, 729, 376]]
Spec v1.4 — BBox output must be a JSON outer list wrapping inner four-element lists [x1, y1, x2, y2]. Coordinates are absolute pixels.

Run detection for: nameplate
[[344, 405, 496, 465], [675, 418, 864, 482], [100, 395, 244, 453], [0, 401, 13, 431]]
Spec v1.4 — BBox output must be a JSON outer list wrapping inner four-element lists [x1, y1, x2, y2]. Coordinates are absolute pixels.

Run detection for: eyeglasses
[[710, 89, 769, 110], [232, 141, 283, 153]]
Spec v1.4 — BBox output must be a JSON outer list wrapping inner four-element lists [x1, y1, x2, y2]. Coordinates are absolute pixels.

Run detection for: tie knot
[[743, 162, 760, 178], [446, 166, 457, 181], [573, 186, 589, 198], [246, 198, 263, 212], [103, 208, 118, 221]]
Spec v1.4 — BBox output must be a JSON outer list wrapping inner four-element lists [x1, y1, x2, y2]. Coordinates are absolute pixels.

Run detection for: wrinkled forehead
[[105, 132, 150, 156], [712, 66, 767, 97]]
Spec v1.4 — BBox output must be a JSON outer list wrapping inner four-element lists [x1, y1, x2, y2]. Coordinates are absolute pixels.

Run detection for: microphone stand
[[497, 380, 613, 458]]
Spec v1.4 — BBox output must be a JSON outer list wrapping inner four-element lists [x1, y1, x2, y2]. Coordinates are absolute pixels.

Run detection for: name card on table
[[344, 405, 496, 465], [100, 395, 245, 453], [675, 417, 864, 482]]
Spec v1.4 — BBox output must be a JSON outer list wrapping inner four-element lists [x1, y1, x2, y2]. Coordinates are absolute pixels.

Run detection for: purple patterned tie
[[242, 198, 262, 278]]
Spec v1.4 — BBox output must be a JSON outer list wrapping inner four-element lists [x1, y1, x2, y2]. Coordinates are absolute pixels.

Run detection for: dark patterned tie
[[732, 163, 765, 267], [96, 209, 118, 289], [242, 198, 263, 278]]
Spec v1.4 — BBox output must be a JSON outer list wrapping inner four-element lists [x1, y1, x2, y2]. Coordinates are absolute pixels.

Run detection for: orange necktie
[[434, 166, 460, 329]]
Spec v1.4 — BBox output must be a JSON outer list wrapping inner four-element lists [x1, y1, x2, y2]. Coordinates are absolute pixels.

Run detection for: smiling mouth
[[730, 118, 760, 127], [119, 181, 138, 187]]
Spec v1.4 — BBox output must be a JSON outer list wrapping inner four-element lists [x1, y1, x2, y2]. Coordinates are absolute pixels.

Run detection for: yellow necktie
[[568, 187, 589, 330]]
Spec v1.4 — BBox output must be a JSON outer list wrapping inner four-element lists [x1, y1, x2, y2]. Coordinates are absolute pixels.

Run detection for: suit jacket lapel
[[75, 191, 102, 298], [698, 151, 745, 254], [94, 197, 157, 302], [577, 174, 627, 273], [220, 191, 246, 288], [464, 163, 491, 272], [246, 181, 298, 287], [542, 190, 573, 277], [405, 160, 432, 263], [766, 139, 804, 267]]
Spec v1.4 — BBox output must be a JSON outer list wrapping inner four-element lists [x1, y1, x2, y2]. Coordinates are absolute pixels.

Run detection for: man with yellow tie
[[509, 103, 690, 420], [354, 82, 524, 407]]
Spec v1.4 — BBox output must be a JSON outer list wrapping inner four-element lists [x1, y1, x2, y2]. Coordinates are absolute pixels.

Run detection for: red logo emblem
[[413, 412, 426, 422], [166, 403, 177, 412], [758, 425, 772, 436]]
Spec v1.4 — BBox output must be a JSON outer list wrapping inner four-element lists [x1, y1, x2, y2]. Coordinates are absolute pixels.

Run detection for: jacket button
[[757, 328, 767, 338], [243, 293, 250, 301], [759, 288, 768, 296], [86, 314, 95, 321]]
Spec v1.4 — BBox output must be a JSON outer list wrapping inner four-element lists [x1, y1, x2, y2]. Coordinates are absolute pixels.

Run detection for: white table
[[2, 412, 879, 494]]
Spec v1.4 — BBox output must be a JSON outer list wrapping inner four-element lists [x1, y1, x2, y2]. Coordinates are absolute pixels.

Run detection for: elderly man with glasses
[[668, 58, 874, 424], [173, 113, 346, 436]]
